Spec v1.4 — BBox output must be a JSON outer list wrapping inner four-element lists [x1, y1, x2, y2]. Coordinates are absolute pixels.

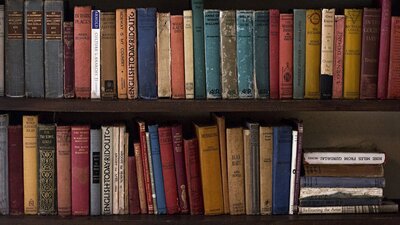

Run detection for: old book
[[126, 9, 138, 99], [292, 121, 304, 215], [304, 164, 384, 177], [300, 177, 385, 188], [298, 201, 398, 214], [157, 12, 171, 98], [360, 8, 381, 99], [320, 9, 335, 99], [100, 12, 117, 99], [101, 126, 113, 215], [259, 126, 273, 215], [171, 15, 185, 99], [279, 14, 293, 99], [24, 0, 44, 98], [23, 115, 38, 214], [116, 9, 128, 99], [134, 142, 147, 214], [123, 133, 129, 214], [0, 6, 4, 96], [303, 148, 385, 164], [90, 129, 101, 215], [247, 122, 260, 215], [44, 0, 64, 98], [289, 131, 298, 215], [118, 126, 126, 214], [333, 15, 345, 99], [299, 187, 383, 199], [183, 10, 194, 99], [56, 126, 71, 216], [146, 132, 157, 214], [74, 6, 91, 98], [112, 126, 119, 214], [254, 11, 269, 99], [243, 129, 252, 215], [63, 22, 75, 98], [299, 197, 382, 207], [71, 125, 90, 215], [204, 9, 222, 99], [269, 9, 280, 99], [8, 125, 24, 215], [226, 127, 245, 215], [387, 17, 400, 99], [0, 115, 8, 215], [293, 9, 306, 99], [195, 124, 224, 215], [305, 10, 321, 99], [128, 154, 140, 214], [91, 10, 101, 99], [220, 10, 238, 99]]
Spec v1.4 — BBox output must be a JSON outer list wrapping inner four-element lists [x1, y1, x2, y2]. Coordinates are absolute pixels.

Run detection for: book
[[254, 11, 269, 99], [101, 126, 113, 215], [299, 187, 383, 199], [8, 125, 24, 215], [304, 164, 384, 177], [44, 0, 64, 98], [300, 177, 385, 188], [156, 12, 171, 98], [243, 129, 251, 215], [192, 0, 206, 99], [91, 10, 101, 99], [133, 142, 147, 214], [183, 10, 194, 99], [0, 115, 8, 215], [204, 9, 222, 99], [292, 120, 304, 214], [126, 9, 138, 99], [171, 15, 185, 99], [246, 122, 260, 215], [90, 129, 101, 215], [387, 17, 400, 99], [303, 148, 385, 165], [128, 155, 140, 214], [293, 9, 306, 99], [320, 9, 335, 99], [237, 10, 254, 99], [289, 131, 298, 215], [112, 126, 119, 214], [333, 15, 345, 99], [63, 21, 75, 98], [299, 197, 382, 207], [56, 126, 71, 216], [116, 9, 127, 99], [259, 126, 272, 215], [24, 0, 44, 98], [123, 133, 129, 214], [279, 14, 293, 99], [269, 9, 280, 99], [0, 6, 4, 96], [146, 132, 157, 214], [298, 201, 398, 214], [118, 126, 126, 214], [305, 10, 321, 99]]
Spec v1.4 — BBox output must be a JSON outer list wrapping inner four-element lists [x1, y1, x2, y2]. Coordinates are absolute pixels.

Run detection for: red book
[[269, 9, 280, 99], [71, 125, 90, 216], [134, 142, 147, 214], [333, 15, 345, 99], [377, 0, 392, 99], [171, 15, 185, 99], [387, 17, 400, 99], [128, 156, 140, 214], [171, 125, 189, 214], [183, 138, 204, 215], [8, 126, 23, 215], [279, 14, 294, 99], [158, 126, 179, 214], [63, 22, 75, 98], [74, 6, 91, 98], [56, 126, 71, 216]]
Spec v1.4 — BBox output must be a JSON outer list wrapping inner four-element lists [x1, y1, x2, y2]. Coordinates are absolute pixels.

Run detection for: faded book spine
[[183, 10, 194, 99], [101, 126, 113, 215], [0, 6, 4, 96], [289, 130, 298, 215], [254, 11, 269, 99], [8, 125, 24, 215], [269, 9, 280, 99], [279, 14, 293, 99], [91, 10, 101, 99], [293, 9, 306, 99], [246, 122, 260, 215], [387, 17, 400, 99], [128, 156, 140, 214], [90, 129, 101, 215], [299, 198, 382, 207], [116, 9, 127, 99], [333, 15, 345, 99], [303, 152, 385, 164], [320, 9, 335, 99], [304, 164, 384, 177], [305, 10, 321, 99], [243, 129, 252, 215], [146, 132, 158, 214], [63, 22, 75, 98], [300, 177, 386, 188], [0, 115, 8, 215], [118, 126, 126, 214], [56, 126, 71, 216], [126, 9, 138, 99], [171, 15, 185, 99], [157, 12, 171, 98], [112, 127, 119, 214], [259, 126, 272, 215], [299, 187, 383, 199], [134, 142, 147, 214], [298, 203, 398, 214], [100, 12, 116, 99]]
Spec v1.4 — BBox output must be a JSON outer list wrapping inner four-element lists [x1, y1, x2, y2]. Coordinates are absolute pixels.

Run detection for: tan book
[[124, 133, 129, 214], [118, 125, 126, 214], [243, 129, 252, 215], [134, 143, 147, 214], [259, 126, 273, 215], [320, 9, 335, 99], [116, 9, 128, 99], [183, 10, 194, 99], [157, 12, 171, 98], [112, 126, 119, 214], [126, 9, 138, 99]]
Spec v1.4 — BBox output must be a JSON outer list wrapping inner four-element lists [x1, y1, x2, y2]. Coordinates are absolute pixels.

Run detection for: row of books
[[1, 0, 399, 100]]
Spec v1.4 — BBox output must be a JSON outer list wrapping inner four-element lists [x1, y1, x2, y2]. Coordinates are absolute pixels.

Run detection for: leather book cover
[[254, 11, 270, 99], [246, 122, 260, 215], [134, 142, 147, 214], [90, 129, 101, 215], [305, 10, 321, 99], [293, 9, 306, 99], [333, 15, 345, 99], [157, 12, 171, 98], [259, 126, 273, 215], [128, 156, 140, 214], [101, 126, 113, 215], [0, 114, 8, 215], [304, 164, 384, 177], [116, 9, 128, 99], [90, 10, 101, 99], [171, 15, 185, 99], [56, 126, 71, 216], [269, 9, 280, 99], [320, 9, 335, 99], [63, 21, 75, 98], [8, 125, 24, 215], [183, 10, 194, 99], [387, 16, 400, 99], [279, 14, 293, 99], [0, 6, 4, 97], [126, 9, 138, 99]]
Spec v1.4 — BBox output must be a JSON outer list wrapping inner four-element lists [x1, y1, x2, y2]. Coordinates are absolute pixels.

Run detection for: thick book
[[128, 155, 140, 214], [8, 125, 24, 215], [183, 10, 194, 99], [126, 9, 138, 99], [101, 126, 113, 215], [74, 6, 91, 98], [90, 129, 101, 215], [289, 131, 298, 215], [56, 126, 71, 216], [333, 15, 345, 99], [116, 9, 127, 99], [134, 142, 147, 214], [137, 8, 157, 99], [63, 22, 75, 98], [254, 11, 269, 99], [146, 132, 157, 214], [220, 10, 238, 99], [304, 164, 384, 177], [156, 12, 171, 98], [24, 0, 44, 98], [5, 0, 24, 97], [269, 9, 280, 99], [112, 127, 119, 214], [0, 6, 4, 96], [204, 9, 221, 99], [237, 10, 254, 99], [300, 177, 385, 188], [387, 17, 400, 99], [171, 15, 185, 99], [305, 10, 321, 99], [259, 126, 272, 215], [293, 9, 306, 99], [246, 122, 260, 215], [303, 148, 385, 165], [138, 121, 153, 214], [44, 0, 64, 98], [320, 9, 335, 99], [299, 197, 382, 207], [298, 201, 398, 214], [0, 115, 8, 215], [71, 125, 90, 215], [299, 187, 383, 199], [279, 14, 293, 99], [243, 129, 252, 215], [91, 10, 101, 99]]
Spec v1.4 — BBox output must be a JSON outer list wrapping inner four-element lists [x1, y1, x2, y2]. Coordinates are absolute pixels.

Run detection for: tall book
[[63, 22, 75, 98], [138, 8, 157, 99], [246, 122, 260, 215], [171, 15, 185, 99], [71, 125, 90, 215], [101, 126, 113, 215], [293, 9, 306, 99], [320, 9, 335, 99], [243, 129, 251, 215], [133, 142, 147, 214], [126, 9, 138, 99], [116, 9, 127, 99], [157, 12, 171, 98], [5, 0, 24, 97], [220, 10, 238, 99], [254, 11, 269, 99], [0, 115, 8, 215], [123, 133, 129, 214], [279, 14, 293, 99], [196, 124, 224, 215], [237, 10, 254, 99], [74, 6, 91, 98], [0, 6, 4, 96], [387, 17, 400, 99], [259, 126, 273, 215], [24, 0, 44, 98], [56, 126, 71, 216], [112, 126, 119, 214], [183, 10, 194, 99], [204, 9, 222, 99], [333, 15, 345, 99], [8, 125, 24, 215], [90, 129, 101, 215], [288, 130, 298, 215], [37, 124, 56, 215], [269, 9, 280, 99], [305, 10, 321, 99], [146, 132, 157, 214], [23, 115, 38, 214], [118, 126, 126, 214], [291, 120, 304, 214], [128, 154, 140, 214], [44, 0, 64, 98], [343, 9, 363, 99], [191, 0, 206, 99], [91, 10, 101, 99]]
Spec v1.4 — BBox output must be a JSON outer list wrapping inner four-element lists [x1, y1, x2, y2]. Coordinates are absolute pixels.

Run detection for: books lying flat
[[304, 164, 384, 177], [303, 148, 385, 164], [300, 177, 385, 188], [298, 201, 398, 214], [299, 188, 383, 199], [299, 197, 382, 207]]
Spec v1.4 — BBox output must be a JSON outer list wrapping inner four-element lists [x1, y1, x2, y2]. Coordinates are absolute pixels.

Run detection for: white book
[[288, 130, 298, 215], [299, 187, 383, 199], [91, 10, 101, 99], [0, 6, 4, 97], [146, 132, 158, 214], [112, 126, 119, 214], [320, 8, 335, 77], [183, 10, 194, 99], [157, 12, 171, 98], [303, 150, 385, 165], [101, 126, 113, 215], [118, 125, 125, 214]]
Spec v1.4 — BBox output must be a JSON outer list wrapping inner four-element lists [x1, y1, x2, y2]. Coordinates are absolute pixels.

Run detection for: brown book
[[8, 126, 24, 215], [243, 129, 252, 215], [304, 164, 384, 177], [116, 9, 128, 99], [56, 126, 71, 216], [387, 17, 400, 99], [126, 9, 138, 99], [63, 22, 74, 98], [259, 126, 273, 215], [134, 142, 147, 214], [170, 15, 185, 99]]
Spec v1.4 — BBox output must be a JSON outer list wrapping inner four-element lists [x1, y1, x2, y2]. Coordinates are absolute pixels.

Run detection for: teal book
[[254, 11, 269, 99], [237, 10, 254, 99], [191, 0, 206, 99], [204, 9, 221, 99], [293, 9, 306, 99]]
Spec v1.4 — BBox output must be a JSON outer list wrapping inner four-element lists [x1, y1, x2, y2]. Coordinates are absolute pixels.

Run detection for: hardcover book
[[289, 130, 298, 214], [146, 132, 158, 214], [246, 122, 260, 215], [254, 11, 269, 99], [118, 126, 126, 214], [279, 14, 293, 99], [0, 6, 4, 96], [8, 125, 24, 215], [293, 9, 306, 99], [128, 155, 140, 214], [91, 10, 101, 99], [305, 10, 321, 99], [183, 10, 194, 99], [299, 197, 382, 207], [269, 9, 280, 99], [56, 126, 71, 216], [333, 15, 345, 99], [116, 9, 127, 99], [133, 142, 147, 214], [171, 15, 185, 99], [387, 17, 400, 99], [299, 187, 383, 199], [156, 12, 171, 98], [243, 129, 252, 215], [126, 9, 138, 99], [0, 115, 8, 215], [300, 177, 386, 188], [259, 126, 273, 215], [303, 148, 385, 164], [63, 22, 75, 98], [112, 126, 119, 214], [101, 126, 113, 215], [90, 129, 101, 215], [298, 201, 398, 214], [304, 164, 384, 177], [320, 9, 335, 99]]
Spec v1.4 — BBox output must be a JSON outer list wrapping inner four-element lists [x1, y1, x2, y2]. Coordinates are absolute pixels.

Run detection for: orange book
[[116, 9, 128, 99], [170, 15, 185, 99]]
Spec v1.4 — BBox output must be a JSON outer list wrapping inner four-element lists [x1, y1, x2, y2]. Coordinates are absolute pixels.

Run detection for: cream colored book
[[183, 10, 194, 99], [112, 126, 119, 214], [157, 12, 171, 98], [118, 125, 126, 214], [299, 187, 383, 199], [124, 132, 129, 214]]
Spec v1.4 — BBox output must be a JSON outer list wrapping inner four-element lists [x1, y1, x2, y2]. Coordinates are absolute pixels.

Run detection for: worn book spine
[[5, 0, 24, 97], [298, 202, 398, 214], [128, 155, 140, 214], [126, 9, 138, 99], [303, 152, 385, 164], [204, 9, 222, 99], [24, 0, 44, 98], [134, 142, 147, 214], [116, 9, 127, 99], [44, 0, 64, 98], [112, 126, 119, 214], [300, 177, 386, 188], [259, 126, 273, 215], [320, 9, 335, 99], [23, 115, 38, 214], [299, 198, 382, 207], [279, 14, 293, 99], [387, 17, 400, 99], [118, 126, 126, 214], [360, 8, 381, 99], [305, 10, 321, 99], [220, 10, 238, 99], [171, 15, 185, 99], [63, 22, 75, 98], [293, 121, 304, 214], [192, 0, 206, 99], [0, 115, 8, 215], [100, 12, 116, 99], [269, 9, 280, 99], [8, 125, 24, 215], [299, 187, 383, 199], [74, 6, 91, 98], [246, 122, 260, 215], [138, 121, 153, 214], [293, 9, 306, 99], [157, 12, 171, 98], [0, 6, 4, 96], [254, 11, 269, 99], [56, 126, 71, 216], [333, 15, 345, 99], [243, 129, 252, 215], [101, 126, 113, 215], [226, 127, 245, 215], [90, 129, 101, 215], [289, 131, 298, 215], [304, 164, 384, 177], [146, 132, 157, 214], [123, 133, 129, 214], [183, 10, 194, 99], [91, 10, 101, 99], [237, 10, 254, 99]]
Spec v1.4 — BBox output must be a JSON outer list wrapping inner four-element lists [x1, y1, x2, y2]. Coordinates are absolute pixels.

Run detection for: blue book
[[191, 0, 206, 99], [148, 124, 167, 214], [300, 177, 386, 188], [253, 11, 269, 99], [137, 8, 157, 99], [299, 198, 382, 207], [237, 10, 254, 99], [90, 129, 101, 216], [204, 9, 221, 99], [272, 126, 292, 215], [293, 9, 306, 99]]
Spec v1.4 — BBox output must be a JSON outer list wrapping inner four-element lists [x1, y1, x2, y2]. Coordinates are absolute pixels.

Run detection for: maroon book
[[71, 125, 90, 216], [171, 125, 189, 214], [269, 9, 280, 99], [333, 15, 345, 99], [387, 17, 400, 99], [8, 126, 24, 215], [128, 156, 140, 214], [56, 126, 72, 216], [158, 126, 179, 214], [63, 22, 74, 98], [183, 138, 204, 215]]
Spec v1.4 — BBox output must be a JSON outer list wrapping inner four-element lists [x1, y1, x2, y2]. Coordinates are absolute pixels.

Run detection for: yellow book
[[344, 9, 363, 99], [195, 124, 224, 215], [305, 10, 322, 99], [23, 115, 38, 214], [116, 9, 128, 99]]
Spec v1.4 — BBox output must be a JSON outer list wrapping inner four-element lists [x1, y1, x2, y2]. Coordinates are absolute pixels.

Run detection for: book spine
[[128, 156, 140, 214], [237, 10, 254, 99], [293, 9, 306, 99], [333, 15, 345, 99], [123, 133, 129, 214], [300, 177, 386, 188], [204, 9, 222, 99], [243, 129, 252, 215], [305, 10, 321, 99], [138, 121, 153, 214], [63, 22, 75, 98], [289, 130, 298, 215], [0, 6, 4, 96], [91, 10, 101, 99], [101, 126, 113, 215], [0, 115, 8, 215], [137, 8, 157, 99], [303, 152, 385, 164], [254, 11, 269, 99], [279, 14, 293, 99], [112, 127, 119, 214], [5, 0, 24, 97], [269, 9, 280, 99], [8, 125, 24, 215], [387, 17, 400, 99], [171, 15, 185, 99], [360, 9, 381, 99], [220, 10, 238, 99], [304, 164, 384, 177], [116, 9, 127, 99], [259, 126, 272, 215], [90, 129, 101, 215], [44, 0, 64, 98], [126, 9, 138, 99], [246, 122, 260, 215], [74, 6, 91, 98], [298, 203, 398, 214], [299, 198, 382, 207], [134, 143, 147, 214], [293, 121, 303, 214], [320, 9, 335, 99], [183, 10, 194, 99], [299, 187, 383, 199], [146, 132, 158, 214], [118, 126, 126, 214], [156, 12, 171, 98], [56, 126, 71, 216]]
